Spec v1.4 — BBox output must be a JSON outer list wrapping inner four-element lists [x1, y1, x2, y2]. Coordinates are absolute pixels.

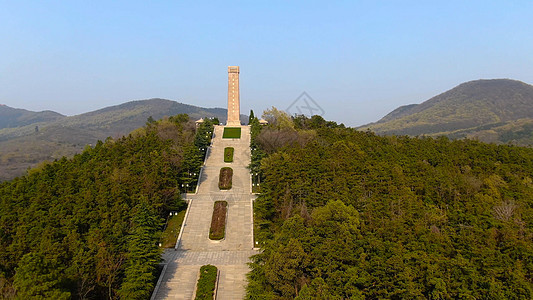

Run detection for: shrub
[[218, 167, 233, 190], [224, 147, 234, 163], [209, 201, 227, 240], [194, 265, 217, 300]]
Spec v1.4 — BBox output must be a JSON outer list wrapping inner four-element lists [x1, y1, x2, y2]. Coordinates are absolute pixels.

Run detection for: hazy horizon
[[2, 1, 532, 126]]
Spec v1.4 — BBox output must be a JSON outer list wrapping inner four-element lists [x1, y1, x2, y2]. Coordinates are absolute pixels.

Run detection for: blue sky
[[1, 1, 532, 126]]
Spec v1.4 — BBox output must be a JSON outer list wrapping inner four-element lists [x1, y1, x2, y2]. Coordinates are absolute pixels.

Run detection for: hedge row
[[194, 265, 217, 300]]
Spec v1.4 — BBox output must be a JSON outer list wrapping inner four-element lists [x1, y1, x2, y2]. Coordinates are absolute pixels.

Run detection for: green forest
[[0, 115, 215, 299], [247, 112, 533, 299], [1, 108, 532, 299]]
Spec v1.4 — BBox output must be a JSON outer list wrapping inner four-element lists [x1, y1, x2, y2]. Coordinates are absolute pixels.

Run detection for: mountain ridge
[[0, 104, 65, 130], [360, 79, 533, 145], [0, 98, 245, 181]]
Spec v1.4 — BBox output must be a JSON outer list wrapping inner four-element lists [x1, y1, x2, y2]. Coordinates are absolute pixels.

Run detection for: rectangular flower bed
[[218, 167, 233, 190], [209, 201, 227, 240], [224, 147, 234, 163], [194, 264, 218, 300], [222, 127, 241, 138]]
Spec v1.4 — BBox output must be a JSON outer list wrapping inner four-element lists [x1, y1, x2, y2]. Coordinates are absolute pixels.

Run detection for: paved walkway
[[152, 125, 258, 300]]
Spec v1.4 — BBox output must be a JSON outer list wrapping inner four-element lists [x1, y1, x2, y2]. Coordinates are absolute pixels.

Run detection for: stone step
[[153, 265, 198, 300], [152, 125, 255, 299], [179, 196, 254, 251]]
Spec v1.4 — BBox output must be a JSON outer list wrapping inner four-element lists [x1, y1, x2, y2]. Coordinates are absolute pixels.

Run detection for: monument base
[[226, 121, 241, 126]]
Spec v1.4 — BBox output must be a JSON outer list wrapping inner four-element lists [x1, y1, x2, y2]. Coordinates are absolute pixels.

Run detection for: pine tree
[[118, 200, 162, 300], [13, 253, 71, 300], [249, 109, 255, 124]]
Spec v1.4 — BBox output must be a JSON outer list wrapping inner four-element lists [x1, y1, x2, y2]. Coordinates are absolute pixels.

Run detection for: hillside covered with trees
[[0, 105, 64, 130], [248, 111, 533, 299], [360, 79, 533, 146], [0, 99, 237, 181], [2, 106, 532, 299], [0, 115, 214, 299]]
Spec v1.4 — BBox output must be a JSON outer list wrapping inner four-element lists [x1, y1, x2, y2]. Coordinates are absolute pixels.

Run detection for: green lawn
[[252, 185, 261, 194], [160, 210, 187, 248], [222, 127, 241, 138], [224, 147, 234, 162]]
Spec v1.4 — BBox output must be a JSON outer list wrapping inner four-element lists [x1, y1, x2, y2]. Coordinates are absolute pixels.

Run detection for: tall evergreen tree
[[249, 109, 255, 124], [13, 252, 71, 300], [118, 200, 162, 300]]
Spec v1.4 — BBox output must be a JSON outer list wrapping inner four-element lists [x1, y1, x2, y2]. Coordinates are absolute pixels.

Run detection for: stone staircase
[[151, 125, 257, 300]]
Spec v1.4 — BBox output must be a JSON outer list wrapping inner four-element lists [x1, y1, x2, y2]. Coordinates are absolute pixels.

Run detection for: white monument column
[[226, 66, 241, 126]]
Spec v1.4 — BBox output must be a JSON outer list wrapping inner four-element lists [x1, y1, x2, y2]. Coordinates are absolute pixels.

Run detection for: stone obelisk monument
[[226, 66, 241, 126]]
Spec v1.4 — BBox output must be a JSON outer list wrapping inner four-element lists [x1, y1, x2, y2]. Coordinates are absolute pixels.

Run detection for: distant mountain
[[0, 104, 65, 129], [0, 98, 246, 181], [360, 79, 533, 145], [41, 98, 238, 141]]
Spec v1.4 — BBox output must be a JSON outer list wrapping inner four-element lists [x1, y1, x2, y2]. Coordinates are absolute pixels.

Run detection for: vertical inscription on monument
[[227, 66, 241, 126]]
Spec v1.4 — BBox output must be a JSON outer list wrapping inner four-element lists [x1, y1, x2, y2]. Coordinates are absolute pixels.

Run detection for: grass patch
[[252, 185, 261, 193], [222, 127, 241, 138], [209, 201, 228, 240], [224, 147, 234, 163], [160, 210, 187, 248], [194, 265, 218, 300], [218, 167, 233, 190]]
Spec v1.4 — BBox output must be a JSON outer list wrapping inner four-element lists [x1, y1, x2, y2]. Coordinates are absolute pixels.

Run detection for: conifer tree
[[118, 200, 162, 300], [13, 253, 71, 300], [249, 109, 255, 124]]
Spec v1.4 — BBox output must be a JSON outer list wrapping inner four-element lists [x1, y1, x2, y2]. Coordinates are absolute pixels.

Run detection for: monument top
[[228, 66, 240, 73]]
